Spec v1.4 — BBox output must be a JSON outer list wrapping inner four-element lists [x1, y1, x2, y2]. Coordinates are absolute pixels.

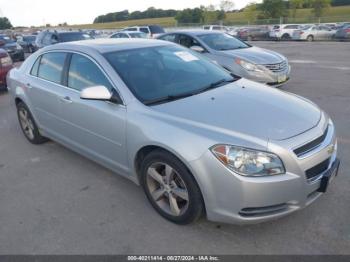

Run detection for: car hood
[[151, 79, 321, 141], [220, 46, 285, 65]]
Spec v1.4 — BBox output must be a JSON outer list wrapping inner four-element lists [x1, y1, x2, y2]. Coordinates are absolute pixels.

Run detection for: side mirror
[[190, 45, 205, 53], [80, 85, 123, 104]]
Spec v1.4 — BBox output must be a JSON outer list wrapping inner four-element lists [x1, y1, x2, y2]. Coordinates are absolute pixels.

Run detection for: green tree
[[175, 8, 203, 24], [311, 0, 331, 17], [0, 17, 12, 30], [290, 0, 304, 17], [244, 3, 258, 23], [220, 0, 235, 12], [259, 0, 288, 18]]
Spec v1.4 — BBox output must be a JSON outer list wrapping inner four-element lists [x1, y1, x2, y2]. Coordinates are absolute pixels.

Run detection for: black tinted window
[[38, 52, 66, 84], [58, 33, 92, 42], [139, 28, 149, 34], [149, 25, 165, 33], [178, 35, 199, 48], [68, 54, 112, 91]]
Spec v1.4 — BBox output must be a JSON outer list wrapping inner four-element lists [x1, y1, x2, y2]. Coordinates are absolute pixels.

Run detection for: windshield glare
[[105, 45, 234, 104], [198, 33, 249, 51]]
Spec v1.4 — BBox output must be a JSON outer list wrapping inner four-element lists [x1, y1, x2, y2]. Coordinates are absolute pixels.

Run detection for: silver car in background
[[292, 25, 336, 41], [8, 39, 339, 225], [158, 31, 291, 86]]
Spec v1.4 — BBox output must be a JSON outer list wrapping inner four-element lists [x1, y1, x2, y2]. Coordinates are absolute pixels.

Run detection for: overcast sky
[[0, 0, 259, 27]]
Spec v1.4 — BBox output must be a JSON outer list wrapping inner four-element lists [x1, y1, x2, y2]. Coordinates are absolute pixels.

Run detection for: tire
[[281, 34, 290, 41], [140, 149, 204, 225], [16, 102, 48, 144], [307, 35, 314, 42]]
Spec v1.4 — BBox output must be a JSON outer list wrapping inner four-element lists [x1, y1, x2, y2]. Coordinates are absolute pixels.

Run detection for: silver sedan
[[157, 31, 291, 86], [8, 39, 339, 225]]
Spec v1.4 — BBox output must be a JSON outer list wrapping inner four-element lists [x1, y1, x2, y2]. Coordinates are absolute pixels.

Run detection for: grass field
[[70, 6, 350, 29]]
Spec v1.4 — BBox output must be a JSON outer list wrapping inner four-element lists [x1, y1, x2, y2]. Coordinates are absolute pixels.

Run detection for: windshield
[[198, 33, 250, 51], [23, 36, 36, 42], [105, 45, 235, 105], [0, 36, 15, 44], [58, 33, 93, 42], [130, 32, 147, 38]]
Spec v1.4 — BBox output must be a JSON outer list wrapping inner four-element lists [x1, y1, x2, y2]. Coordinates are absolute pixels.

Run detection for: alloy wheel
[[146, 162, 189, 216], [19, 108, 35, 140]]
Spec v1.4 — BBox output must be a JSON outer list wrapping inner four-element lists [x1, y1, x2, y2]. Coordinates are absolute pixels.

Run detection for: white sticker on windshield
[[174, 51, 199, 62]]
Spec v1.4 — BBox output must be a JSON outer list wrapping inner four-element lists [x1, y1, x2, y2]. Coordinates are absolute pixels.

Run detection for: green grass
[[69, 6, 350, 29]]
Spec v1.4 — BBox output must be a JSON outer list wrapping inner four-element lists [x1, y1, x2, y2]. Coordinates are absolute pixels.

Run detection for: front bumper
[[189, 116, 338, 224], [242, 64, 291, 87]]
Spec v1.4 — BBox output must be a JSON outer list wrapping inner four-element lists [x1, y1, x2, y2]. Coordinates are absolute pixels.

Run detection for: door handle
[[60, 96, 73, 104]]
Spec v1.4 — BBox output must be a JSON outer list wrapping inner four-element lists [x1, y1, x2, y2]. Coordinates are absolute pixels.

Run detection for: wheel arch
[[133, 144, 207, 213]]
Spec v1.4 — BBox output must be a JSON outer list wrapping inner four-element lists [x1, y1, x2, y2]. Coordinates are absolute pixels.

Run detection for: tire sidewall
[[17, 102, 47, 144], [140, 150, 204, 224]]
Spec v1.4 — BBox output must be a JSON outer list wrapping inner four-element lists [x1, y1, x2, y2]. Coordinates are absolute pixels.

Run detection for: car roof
[[43, 38, 171, 54], [117, 31, 145, 34], [163, 30, 222, 36]]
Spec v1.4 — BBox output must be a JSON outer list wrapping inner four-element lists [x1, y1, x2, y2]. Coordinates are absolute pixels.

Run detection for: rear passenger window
[[140, 28, 149, 34], [30, 56, 41, 76], [67, 54, 113, 91], [37, 52, 66, 84]]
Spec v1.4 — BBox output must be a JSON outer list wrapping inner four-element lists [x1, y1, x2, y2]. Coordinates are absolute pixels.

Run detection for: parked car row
[[203, 23, 350, 42]]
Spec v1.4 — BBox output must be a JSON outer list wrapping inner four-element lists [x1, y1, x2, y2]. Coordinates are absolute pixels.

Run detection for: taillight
[[345, 28, 350, 33], [300, 31, 304, 35]]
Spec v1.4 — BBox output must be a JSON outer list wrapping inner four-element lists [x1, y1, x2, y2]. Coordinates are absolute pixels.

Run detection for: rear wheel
[[17, 102, 48, 144], [140, 149, 204, 224], [307, 35, 314, 42], [281, 33, 291, 41]]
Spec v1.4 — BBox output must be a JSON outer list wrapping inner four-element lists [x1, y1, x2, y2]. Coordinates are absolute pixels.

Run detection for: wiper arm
[[144, 92, 194, 106], [194, 78, 236, 94]]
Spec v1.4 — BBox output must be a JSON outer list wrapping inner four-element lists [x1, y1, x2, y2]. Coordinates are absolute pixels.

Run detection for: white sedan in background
[[110, 31, 148, 39], [292, 25, 336, 41]]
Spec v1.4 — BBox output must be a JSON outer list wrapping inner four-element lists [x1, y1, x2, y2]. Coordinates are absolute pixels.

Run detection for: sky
[[0, 0, 259, 27]]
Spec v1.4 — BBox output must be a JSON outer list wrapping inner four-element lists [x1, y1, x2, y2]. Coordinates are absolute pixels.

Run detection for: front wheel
[[140, 150, 204, 224], [307, 35, 314, 42], [17, 102, 48, 144]]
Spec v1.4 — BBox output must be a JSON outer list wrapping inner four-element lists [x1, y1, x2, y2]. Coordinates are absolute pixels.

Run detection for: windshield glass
[[59, 33, 93, 42], [0, 36, 15, 43], [105, 45, 234, 105], [198, 33, 249, 51]]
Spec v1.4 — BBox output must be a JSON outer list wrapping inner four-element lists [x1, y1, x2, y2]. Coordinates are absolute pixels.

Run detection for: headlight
[[0, 56, 12, 66], [235, 58, 264, 72], [211, 145, 285, 177]]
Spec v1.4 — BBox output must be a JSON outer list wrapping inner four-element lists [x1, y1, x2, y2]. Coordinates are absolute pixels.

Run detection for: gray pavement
[[0, 42, 349, 254]]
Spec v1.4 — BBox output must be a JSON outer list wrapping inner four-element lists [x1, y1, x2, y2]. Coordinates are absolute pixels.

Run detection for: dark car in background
[[17, 35, 37, 53], [0, 35, 25, 62], [0, 48, 13, 91], [35, 30, 94, 49], [237, 26, 270, 41], [334, 24, 350, 40]]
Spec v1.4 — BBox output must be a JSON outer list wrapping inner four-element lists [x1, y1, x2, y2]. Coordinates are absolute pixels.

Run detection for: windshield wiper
[[144, 92, 195, 106], [144, 78, 237, 106], [194, 78, 236, 95]]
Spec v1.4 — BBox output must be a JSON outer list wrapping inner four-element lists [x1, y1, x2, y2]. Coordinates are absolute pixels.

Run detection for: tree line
[[93, 7, 178, 23]]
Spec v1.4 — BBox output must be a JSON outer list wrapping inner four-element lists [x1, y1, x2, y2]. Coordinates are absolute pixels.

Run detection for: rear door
[[27, 52, 68, 135], [58, 52, 128, 174]]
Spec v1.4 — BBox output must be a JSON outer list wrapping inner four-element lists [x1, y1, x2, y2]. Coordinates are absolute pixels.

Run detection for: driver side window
[[67, 54, 113, 91], [178, 35, 200, 48]]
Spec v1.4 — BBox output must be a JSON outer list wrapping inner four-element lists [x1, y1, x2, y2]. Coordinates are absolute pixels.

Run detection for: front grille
[[239, 203, 288, 217], [305, 158, 330, 180], [294, 126, 329, 157], [264, 60, 288, 72]]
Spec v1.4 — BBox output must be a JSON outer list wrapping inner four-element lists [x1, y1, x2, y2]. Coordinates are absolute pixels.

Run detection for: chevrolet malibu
[[7, 39, 339, 225]]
